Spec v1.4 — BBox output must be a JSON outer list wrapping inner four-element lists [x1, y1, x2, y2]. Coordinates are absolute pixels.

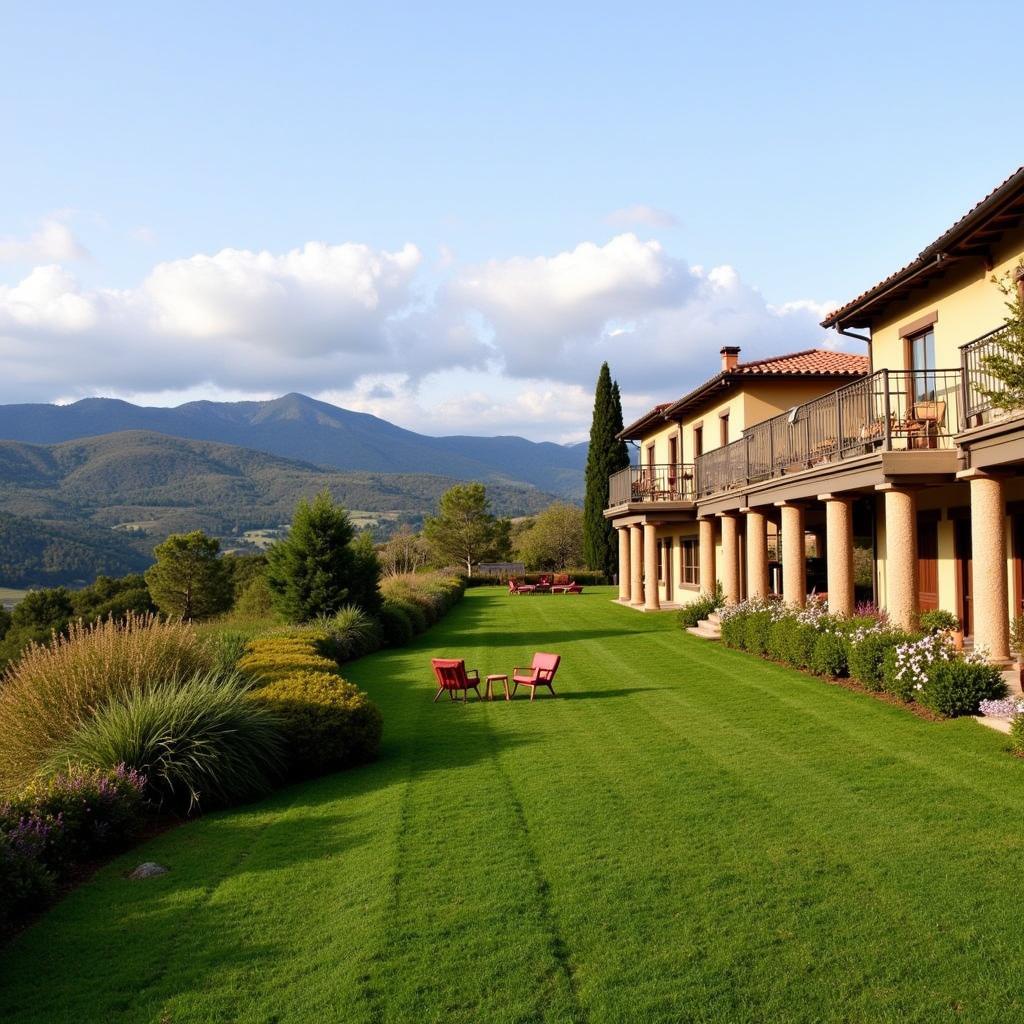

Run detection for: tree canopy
[[145, 531, 232, 620], [423, 483, 503, 575], [514, 502, 585, 570], [981, 263, 1024, 412]]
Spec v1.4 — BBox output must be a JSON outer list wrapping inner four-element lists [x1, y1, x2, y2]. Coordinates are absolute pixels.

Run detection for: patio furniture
[[551, 579, 583, 594], [484, 673, 511, 701], [431, 658, 481, 703], [535, 575, 552, 593], [512, 652, 561, 700], [508, 579, 537, 595]]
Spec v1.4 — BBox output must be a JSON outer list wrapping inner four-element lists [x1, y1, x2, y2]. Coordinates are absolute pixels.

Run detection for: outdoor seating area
[[509, 574, 583, 595], [431, 652, 561, 702]]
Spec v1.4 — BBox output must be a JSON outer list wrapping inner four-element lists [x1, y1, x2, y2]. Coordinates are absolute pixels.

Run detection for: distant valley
[[0, 405, 577, 586]]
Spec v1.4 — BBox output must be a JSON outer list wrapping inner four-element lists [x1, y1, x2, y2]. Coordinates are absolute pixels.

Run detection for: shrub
[[1011, 715, 1024, 756], [743, 611, 774, 657], [208, 630, 250, 676], [317, 605, 382, 662], [810, 631, 848, 678], [918, 659, 1007, 717], [767, 617, 796, 663], [0, 826, 54, 932], [236, 635, 341, 686], [720, 613, 746, 649], [392, 598, 427, 635], [882, 632, 950, 702], [233, 574, 276, 618], [678, 584, 724, 630], [249, 671, 383, 777], [3, 765, 147, 872], [784, 622, 819, 670], [378, 601, 414, 647], [46, 673, 285, 811], [919, 609, 960, 635], [847, 630, 912, 691], [0, 614, 214, 796]]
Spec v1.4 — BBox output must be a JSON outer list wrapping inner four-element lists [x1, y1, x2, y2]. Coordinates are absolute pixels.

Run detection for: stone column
[[699, 517, 717, 598], [719, 513, 740, 605], [777, 501, 806, 608], [643, 522, 660, 611], [960, 469, 1009, 661], [629, 525, 643, 606], [617, 527, 631, 602], [820, 494, 854, 618], [742, 507, 768, 601], [879, 484, 918, 632]]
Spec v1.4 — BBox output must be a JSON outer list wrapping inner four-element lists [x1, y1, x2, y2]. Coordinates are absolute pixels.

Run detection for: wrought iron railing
[[694, 368, 962, 499], [960, 325, 1013, 427], [607, 463, 695, 506]]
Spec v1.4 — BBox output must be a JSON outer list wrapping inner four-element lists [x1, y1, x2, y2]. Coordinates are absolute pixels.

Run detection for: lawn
[[3, 587, 1024, 1023]]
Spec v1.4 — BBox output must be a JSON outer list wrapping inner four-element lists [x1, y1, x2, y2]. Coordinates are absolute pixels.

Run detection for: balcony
[[694, 368, 962, 499], [608, 463, 696, 507], [960, 325, 1019, 428]]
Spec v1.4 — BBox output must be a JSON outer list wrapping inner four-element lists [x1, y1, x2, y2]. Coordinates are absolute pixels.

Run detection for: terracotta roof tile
[[618, 349, 869, 438], [731, 348, 869, 376]]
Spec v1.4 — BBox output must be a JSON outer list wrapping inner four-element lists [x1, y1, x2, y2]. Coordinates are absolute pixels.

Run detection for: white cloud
[[0, 230, 839, 439], [447, 234, 835, 391], [0, 218, 88, 264], [605, 204, 680, 229]]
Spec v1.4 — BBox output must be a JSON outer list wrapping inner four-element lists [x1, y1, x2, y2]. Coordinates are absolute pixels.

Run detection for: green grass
[[3, 587, 1024, 1023]]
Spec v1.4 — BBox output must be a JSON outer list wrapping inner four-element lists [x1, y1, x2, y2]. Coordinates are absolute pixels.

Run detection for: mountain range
[[0, 393, 588, 498], [0, 394, 586, 586]]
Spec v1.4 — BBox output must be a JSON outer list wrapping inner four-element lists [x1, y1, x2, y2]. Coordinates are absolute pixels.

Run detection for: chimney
[[720, 346, 741, 372]]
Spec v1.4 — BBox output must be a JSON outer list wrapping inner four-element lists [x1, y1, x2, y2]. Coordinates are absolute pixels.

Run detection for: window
[[719, 412, 730, 447], [680, 538, 699, 586], [909, 327, 937, 402], [693, 425, 703, 458]]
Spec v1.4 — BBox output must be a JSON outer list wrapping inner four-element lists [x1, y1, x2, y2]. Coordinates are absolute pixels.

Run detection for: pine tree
[[583, 363, 631, 575], [265, 491, 358, 622], [422, 482, 498, 576], [145, 531, 232, 620], [980, 264, 1024, 411]]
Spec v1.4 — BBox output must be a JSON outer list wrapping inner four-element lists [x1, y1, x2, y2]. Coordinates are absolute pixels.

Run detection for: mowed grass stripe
[[3, 588, 1024, 1023]]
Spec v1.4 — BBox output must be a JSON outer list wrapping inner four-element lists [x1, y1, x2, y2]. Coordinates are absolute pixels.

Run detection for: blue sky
[[0, 1, 1019, 440]]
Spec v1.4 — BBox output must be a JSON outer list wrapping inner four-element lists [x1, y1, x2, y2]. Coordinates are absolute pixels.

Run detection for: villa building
[[607, 166, 1024, 663]]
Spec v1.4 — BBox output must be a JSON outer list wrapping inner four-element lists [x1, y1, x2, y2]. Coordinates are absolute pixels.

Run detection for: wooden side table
[[484, 674, 511, 701]]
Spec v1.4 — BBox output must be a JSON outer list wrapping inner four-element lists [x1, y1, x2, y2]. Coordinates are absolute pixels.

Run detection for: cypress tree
[[583, 363, 631, 575]]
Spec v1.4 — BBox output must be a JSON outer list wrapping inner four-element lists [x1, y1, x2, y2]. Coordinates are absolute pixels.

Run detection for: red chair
[[512, 653, 561, 701], [508, 579, 536, 595], [431, 659, 481, 703]]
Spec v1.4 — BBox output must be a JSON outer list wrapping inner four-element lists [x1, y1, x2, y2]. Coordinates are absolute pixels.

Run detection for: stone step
[[707, 611, 722, 626], [686, 625, 721, 640]]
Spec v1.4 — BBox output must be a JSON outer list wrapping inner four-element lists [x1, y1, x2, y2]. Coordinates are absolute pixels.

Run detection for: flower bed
[[717, 598, 1007, 720]]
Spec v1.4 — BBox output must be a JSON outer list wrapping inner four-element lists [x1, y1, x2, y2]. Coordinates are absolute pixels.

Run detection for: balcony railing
[[960, 325, 1013, 427], [608, 463, 696, 506], [694, 368, 962, 499]]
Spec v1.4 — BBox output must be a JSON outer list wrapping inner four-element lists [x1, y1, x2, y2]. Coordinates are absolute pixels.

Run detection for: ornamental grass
[[0, 614, 214, 796]]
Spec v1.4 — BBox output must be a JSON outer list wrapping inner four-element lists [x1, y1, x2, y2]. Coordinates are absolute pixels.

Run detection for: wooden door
[[917, 515, 939, 612], [663, 540, 673, 602], [955, 518, 973, 635]]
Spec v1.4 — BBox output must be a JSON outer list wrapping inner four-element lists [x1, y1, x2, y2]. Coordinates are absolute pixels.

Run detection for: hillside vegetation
[[0, 432, 562, 586]]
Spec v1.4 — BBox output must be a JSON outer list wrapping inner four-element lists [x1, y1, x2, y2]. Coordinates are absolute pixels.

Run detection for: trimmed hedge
[[847, 631, 912, 691], [249, 670, 383, 777], [918, 659, 1006, 717]]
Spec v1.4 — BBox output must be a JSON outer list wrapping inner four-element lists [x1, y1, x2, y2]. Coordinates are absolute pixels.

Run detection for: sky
[[0, 1, 1020, 442]]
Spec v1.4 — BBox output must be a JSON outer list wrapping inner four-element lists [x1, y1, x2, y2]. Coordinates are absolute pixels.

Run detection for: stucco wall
[[869, 226, 1024, 371]]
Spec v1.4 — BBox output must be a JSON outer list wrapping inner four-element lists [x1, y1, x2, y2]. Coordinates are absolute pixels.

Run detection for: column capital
[[715, 510, 739, 519], [773, 499, 807, 509], [955, 467, 1008, 482], [816, 493, 853, 504], [740, 506, 768, 515], [874, 482, 920, 493]]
